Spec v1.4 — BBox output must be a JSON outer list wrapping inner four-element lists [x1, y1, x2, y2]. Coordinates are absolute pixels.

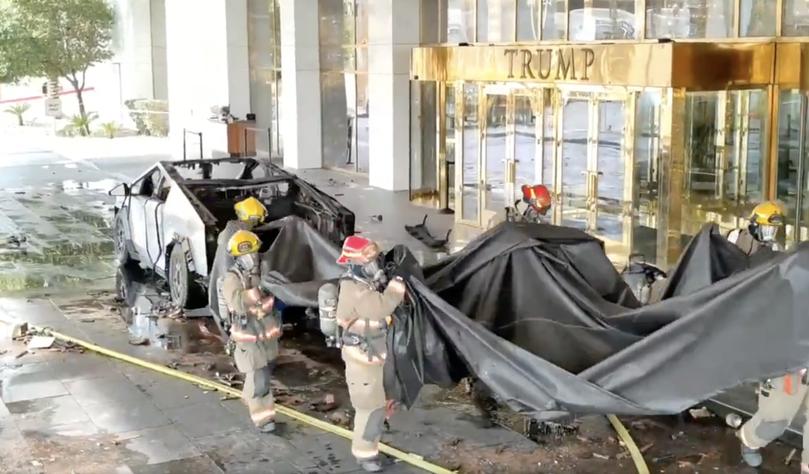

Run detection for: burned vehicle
[[109, 157, 354, 311]]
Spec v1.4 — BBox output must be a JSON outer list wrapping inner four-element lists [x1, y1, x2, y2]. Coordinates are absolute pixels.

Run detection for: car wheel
[[169, 245, 204, 309], [113, 212, 133, 265]]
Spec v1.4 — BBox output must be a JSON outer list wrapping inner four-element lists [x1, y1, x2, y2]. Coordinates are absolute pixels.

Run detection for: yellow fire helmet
[[227, 230, 261, 257], [233, 196, 267, 226], [750, 201, 785, 226]]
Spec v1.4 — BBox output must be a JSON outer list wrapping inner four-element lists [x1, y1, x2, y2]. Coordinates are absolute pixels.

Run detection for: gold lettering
[[556, 48, 576, 80], [536, 49, 552, 79], [504, 49, 519, 79], [520, 49, 535, 79], [581, 48, 596, 81]]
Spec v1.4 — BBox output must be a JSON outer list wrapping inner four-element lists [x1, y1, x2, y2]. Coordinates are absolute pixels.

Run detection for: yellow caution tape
[[606, 414, 650, 474], [34, 326, 456, 474]]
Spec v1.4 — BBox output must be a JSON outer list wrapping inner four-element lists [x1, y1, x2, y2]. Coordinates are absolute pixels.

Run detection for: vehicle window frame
[[132, 168, 161, 196], [153, 175, 171, 202]]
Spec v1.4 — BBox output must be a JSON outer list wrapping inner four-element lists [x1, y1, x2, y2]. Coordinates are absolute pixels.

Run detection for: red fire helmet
[[521, 184, 552, 209]]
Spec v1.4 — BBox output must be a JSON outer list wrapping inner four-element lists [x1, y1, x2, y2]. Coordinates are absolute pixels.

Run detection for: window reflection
[[461, 84, 480, 222], [783, 0, 809, 36], [569, 0, 636, 40], [477, 0, 516, 43], [318, 0, 368, 174], [646, 0, 733, 39], [681, 90, 768, 241], [633, 91, 662, 263], [410, 82, 438, 201], [356, 74, 369, 173], [542, 0, 566, 39], [776, 91, 809, 246], [517, 0, 541, 41], [740, 0, 775, 37], [447, 0, 475, 43]]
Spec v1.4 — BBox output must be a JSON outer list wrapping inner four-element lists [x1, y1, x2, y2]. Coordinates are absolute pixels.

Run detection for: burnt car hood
[[260, 219, 809, 418]]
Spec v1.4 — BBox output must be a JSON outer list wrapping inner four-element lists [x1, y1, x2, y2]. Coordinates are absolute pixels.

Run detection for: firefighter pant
[[342, 345, 386, 461], [740, 373, 809, 464], [234, 341, 276, 429]]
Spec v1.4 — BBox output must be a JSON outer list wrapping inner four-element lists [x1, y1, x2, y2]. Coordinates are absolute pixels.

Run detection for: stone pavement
[[0, 294, 538, 474]]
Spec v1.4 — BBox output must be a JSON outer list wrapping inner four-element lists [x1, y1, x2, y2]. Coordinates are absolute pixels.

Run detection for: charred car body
[[110, 157, 354, 313]]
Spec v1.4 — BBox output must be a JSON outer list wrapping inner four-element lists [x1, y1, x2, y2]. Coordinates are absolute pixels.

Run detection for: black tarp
[[259, 216, 345, 307], [260, 218, 809, 418]]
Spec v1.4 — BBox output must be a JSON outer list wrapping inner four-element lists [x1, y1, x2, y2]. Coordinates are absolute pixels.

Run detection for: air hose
[[32, 326, 455, 474], [607, 414, 651, 474]]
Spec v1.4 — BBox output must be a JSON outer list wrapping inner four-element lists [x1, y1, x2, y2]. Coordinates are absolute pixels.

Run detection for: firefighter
[[335, 235, 406, 472], [209, 196, 268, 330], [221, 230, 281, 433], [520, 184, 553, 223], [726, 200, 785, 255], [733, 201, 805, 470], [487, 184, 552, 229]]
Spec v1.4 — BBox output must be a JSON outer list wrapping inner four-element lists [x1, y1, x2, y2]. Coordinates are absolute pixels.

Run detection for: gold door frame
[[553, 87, 637, 262], [428, 40, 809, 267]]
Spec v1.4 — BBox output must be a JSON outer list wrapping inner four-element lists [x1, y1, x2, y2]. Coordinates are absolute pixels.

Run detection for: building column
[[279, 0, 322, 169], [368, 0, 420, 191], [165, 0, 250, 158]]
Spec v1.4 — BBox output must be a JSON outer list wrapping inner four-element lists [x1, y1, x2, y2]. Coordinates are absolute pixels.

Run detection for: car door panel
[[144, 198, 165, 273], [128, 196, 150, 260]]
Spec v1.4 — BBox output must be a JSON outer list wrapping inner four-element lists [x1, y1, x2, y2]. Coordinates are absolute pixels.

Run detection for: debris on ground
[[786, 448, 798, 465], [4, 234, 28, 248], [312, 393, 337, 412], [79, 318, 96, 323], [27, 335, 55, 349], [688, 407, 713, 419], [370, 214, 383, 223], [128, 336, 149, 346], [328, 410, 351, 427], [592, 452, 610, 460]]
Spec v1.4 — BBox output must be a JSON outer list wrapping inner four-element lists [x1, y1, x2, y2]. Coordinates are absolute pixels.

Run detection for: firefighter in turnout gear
[[221, 230, 281, 433], [487, 184, 552, 229], [335, 235, 406, 472], [733, 201, 807, 470], [209, 196, 268, 333], [726, 200, 785, 255]]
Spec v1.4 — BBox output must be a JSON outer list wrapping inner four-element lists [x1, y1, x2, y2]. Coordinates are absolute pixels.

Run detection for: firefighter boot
[[359, 456, 383, 472], [740, 441, 762, 468]]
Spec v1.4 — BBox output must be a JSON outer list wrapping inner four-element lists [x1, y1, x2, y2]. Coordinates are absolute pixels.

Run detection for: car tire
[[113, 212, 134, 266], [169, 245, 205, 309]]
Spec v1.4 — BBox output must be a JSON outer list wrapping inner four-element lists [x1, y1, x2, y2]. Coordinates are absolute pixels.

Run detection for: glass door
[[557, 90, 634, 262], [560, 97, 591, 231], [459, 83, 481, 224], [777, 90, 809, 247], [483, 90, 509, 223], [514, 93, 540, 205], [595, 99, 630, 261]]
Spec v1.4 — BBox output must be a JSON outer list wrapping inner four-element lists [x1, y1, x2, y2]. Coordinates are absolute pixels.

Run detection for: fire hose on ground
[[30, 325, 649, 474]]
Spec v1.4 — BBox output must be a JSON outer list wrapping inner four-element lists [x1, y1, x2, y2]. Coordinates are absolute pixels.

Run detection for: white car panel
[[161, 185, 208, 277], [144, 198, 166, 272], [128, 195, 150, 260]]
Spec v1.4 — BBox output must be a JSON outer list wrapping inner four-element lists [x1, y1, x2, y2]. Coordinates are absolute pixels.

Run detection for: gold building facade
[[408, 0, 809, 267]]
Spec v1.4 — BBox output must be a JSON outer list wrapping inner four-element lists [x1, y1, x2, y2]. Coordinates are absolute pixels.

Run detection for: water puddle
[[115, 264, 223, 353]]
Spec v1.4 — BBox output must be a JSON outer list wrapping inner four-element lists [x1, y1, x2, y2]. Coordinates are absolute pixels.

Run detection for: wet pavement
[[0, 128, 167, 293], [0, 130, 805, 473]]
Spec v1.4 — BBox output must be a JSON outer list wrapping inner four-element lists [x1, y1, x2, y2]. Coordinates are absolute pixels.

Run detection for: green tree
[[0, 0, 114, 135], [4, 103, 30, 126]]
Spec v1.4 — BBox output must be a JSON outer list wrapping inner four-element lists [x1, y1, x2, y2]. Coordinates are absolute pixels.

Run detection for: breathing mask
[[236, 252, 260, 273], [758, 224, 779, 243], [349, 256, 386, 284]]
